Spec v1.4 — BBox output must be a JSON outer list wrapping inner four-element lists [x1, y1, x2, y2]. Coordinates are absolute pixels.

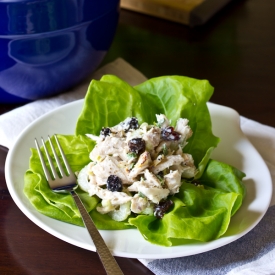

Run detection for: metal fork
[[35, 135, 124, 275]]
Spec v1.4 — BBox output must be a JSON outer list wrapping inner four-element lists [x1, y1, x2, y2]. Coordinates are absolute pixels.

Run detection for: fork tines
[[35, 135, 76, 190]]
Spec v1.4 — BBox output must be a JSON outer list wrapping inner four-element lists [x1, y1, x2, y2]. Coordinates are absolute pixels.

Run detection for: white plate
[[5, 101, 272, 259]]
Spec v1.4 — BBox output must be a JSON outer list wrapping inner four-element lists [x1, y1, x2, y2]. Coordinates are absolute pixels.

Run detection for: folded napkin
[[1, 58, 274, 275]]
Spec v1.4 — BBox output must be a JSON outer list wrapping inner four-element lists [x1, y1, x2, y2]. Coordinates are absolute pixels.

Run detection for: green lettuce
[[24, 75, 246, 246], [76, 75, 220, 168], [129, 160, 245, 246]]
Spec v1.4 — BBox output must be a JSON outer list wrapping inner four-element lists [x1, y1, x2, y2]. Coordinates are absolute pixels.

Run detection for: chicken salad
[[78, 114, 197, 221]]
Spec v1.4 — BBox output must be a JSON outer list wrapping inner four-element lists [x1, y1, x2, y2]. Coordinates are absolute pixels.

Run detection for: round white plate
[[5, 101, 272, 259]]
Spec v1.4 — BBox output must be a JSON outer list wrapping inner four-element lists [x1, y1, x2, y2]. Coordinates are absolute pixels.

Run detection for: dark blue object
[[0, 0, 120, 103]]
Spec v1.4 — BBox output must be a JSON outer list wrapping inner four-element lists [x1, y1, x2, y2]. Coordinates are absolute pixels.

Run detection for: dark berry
[[128, 138, 145, 154], [100, 127, 111, 137], [161, 126, 181, 141], [122, 117, 139, 132], [154, 200, 174, 218], [129, 117, 139, 129], [192, 179, 200, 186], [157, 171, 164, 178], [106, 175, 123, 192]]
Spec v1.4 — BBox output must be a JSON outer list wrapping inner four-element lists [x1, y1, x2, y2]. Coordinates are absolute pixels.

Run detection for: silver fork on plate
[[35, 135, 124, 275]]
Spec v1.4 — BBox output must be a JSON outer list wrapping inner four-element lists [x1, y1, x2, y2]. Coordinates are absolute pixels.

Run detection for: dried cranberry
[[122, 117, 139, 132], [128, 138, 145, 154], [100, 127, 111, 137], [106, 175, 123, 192], [154, 200, 174, 218], [161, 126, 181, 141], [192, 179, 201, 186]]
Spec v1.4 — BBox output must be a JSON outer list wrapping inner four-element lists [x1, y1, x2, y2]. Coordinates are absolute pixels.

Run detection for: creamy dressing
[[77, 114, 197, 221]]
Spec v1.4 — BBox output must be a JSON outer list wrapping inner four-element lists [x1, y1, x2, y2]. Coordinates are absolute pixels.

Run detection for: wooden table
[[1, 0, 275, 274]]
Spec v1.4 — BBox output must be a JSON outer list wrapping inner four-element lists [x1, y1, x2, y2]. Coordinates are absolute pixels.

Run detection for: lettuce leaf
[[24, 75, 246, 246], [24, 135, 98, 226], [129, 161, 245, 246], [76, 75, 220, 168]]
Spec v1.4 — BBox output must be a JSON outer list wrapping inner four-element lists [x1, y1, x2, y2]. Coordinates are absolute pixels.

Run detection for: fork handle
[[71, 191, 124, 275]]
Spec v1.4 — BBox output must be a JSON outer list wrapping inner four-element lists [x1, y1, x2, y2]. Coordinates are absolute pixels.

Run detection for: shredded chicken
[[78, 114, 197, 221], [144, 169, 162, 188], [143, 126, 161, 153], [128, 179, 169, 204], [90, 156, 132, 185], [151, 155, 185, 174], [89, 136, 128, 162], [130, 194, 150, 214], [88, 183, 132, 205], [164, 170, 181, 194], [129, 151, 152, 179]]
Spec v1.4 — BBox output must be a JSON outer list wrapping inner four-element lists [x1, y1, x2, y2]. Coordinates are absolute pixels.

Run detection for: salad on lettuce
[[24, 75, 246, 247], [78, 113, 197, 221]]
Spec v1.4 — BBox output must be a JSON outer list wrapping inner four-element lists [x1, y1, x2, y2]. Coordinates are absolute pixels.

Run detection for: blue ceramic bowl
[[0, 0, 120, 103]]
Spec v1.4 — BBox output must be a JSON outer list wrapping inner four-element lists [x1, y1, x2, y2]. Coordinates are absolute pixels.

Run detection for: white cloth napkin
[[1, 58, 274, 275]]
